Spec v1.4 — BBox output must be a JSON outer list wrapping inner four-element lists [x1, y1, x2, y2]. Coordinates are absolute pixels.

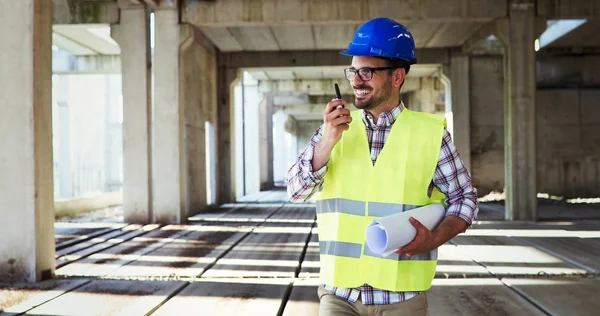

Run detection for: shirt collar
[[362, 102, 405, 128]]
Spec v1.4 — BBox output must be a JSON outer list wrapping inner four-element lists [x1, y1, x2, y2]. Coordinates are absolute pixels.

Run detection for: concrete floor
[[1, 192, 600, 315]]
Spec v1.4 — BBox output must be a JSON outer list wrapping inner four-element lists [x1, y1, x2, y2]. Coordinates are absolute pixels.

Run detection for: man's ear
[[393, 68, 406, 88]]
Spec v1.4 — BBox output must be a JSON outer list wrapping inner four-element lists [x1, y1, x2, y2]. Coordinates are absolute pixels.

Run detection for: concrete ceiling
[[200, 21, 485, 52], [53, 24, 120, 55]]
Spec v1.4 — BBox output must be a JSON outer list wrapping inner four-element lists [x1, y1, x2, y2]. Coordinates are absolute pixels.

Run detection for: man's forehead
[[350, 56, 387, 68]]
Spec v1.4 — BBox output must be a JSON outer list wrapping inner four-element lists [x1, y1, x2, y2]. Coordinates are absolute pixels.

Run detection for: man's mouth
[[354, 88, 372, 98]]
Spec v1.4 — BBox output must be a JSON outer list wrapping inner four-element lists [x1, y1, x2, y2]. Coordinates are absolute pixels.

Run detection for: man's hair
[[384, 58, 411, 75], [378, 58, 411, 91]]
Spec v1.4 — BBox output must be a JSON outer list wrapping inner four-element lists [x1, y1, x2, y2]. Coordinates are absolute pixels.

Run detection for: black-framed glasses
[[344, 67, 395, 81]]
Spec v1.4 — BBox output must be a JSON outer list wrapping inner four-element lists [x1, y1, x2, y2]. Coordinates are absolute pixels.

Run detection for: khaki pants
[[317, 285, 428, 316]]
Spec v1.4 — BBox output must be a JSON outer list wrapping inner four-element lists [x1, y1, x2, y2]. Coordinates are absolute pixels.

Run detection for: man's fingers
[[325, 99, 346, 113], [330, 113, 352, 126], [398, 239, 420, 254], [325, 108, 351, 121], [409, 217, 426, 231]]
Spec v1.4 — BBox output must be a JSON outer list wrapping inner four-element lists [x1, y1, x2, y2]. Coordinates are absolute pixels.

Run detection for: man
[[286, 17, 478, 315]]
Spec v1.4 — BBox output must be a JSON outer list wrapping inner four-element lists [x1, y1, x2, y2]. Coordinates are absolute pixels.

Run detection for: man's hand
[[312, 99, 352, 171], [321, 99, 352, 146], [395, 215, 469, 257], [395, 217, 437, 257]]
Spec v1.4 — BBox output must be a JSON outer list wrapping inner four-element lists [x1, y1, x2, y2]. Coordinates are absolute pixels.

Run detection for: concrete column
[[285, 116, 299, 170], [243, 80, 262, 197], [450, 54, 472, 173], [217, 66, 241, 204], [416, 77, 438, 113], [273, 110, 287, 185], [234, 82, 245, 198], [182, 25, 217, 215], [104, 75, 123, 192], [152, 9, 188, 224], [0, 0, 54, 282], [111, 7, 152, 223], [504, 0, 537, 221], [55, 76, 73, 198], [259, 94, 275, 191]]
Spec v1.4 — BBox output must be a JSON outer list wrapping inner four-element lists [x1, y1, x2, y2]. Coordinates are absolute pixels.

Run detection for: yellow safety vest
[[317, 108, 446, 292]]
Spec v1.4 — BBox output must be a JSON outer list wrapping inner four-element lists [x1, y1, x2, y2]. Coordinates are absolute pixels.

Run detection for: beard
[[353, 78, 393, 110]]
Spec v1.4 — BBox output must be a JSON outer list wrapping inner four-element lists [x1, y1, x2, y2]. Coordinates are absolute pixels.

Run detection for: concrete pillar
[[54, 75, 73, 198], [0, 0, 55, 282], [217, 66, 240, 204], [179, 24, 218, 214], [111, 7, 152, 223], [450, 54, 472, 173], [152, 9, 190, 224], [259, 94, 275, 191], [504, 0, 537, 221], [243, 79, 262, 197], [416, 77, 438, 113], [273, 110, 287, 185], [151, 18, 216, 216], [104, 75, 123, 192], [285, 116, 299, 170], [234, 82, 245, 198]]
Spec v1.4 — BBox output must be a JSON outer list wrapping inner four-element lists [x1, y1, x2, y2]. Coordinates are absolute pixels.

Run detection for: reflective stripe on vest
[[320, 240, 438, 261], [319, 240, 362, 259], [316, 199, 366, 216], [367, 201, 421, 217], [316, 199, 421, 217]]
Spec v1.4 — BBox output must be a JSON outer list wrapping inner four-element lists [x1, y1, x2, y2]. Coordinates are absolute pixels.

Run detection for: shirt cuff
[[445, 203, 477, 226], [302, 143, 329, 182]]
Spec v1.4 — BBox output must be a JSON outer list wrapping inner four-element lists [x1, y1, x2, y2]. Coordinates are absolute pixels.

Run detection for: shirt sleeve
[[286, 125, 329, 202], [432, 129, 479, 225]]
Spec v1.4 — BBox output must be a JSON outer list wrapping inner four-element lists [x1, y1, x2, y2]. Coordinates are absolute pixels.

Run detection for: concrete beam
[[258, 78, 421, 95], [462, 20, 502, 53], [219, 49, 451, 69], [272, 92, 310, 106], [53, 0, 119, 24], [52, 54, 121, 74], [277, 103, 359, 118], [1, 0, 55, 283], [280, 105, 330, 121], [185, 0, 507, 26], [308, 94, 355, 105], [537, 0, 600, 18]]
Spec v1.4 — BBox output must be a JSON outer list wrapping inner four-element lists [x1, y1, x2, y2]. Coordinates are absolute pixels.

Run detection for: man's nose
[[352, 73, 365, 86]]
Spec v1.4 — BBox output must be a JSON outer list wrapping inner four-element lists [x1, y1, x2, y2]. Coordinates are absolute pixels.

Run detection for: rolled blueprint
[[365, 204, 445, 256]]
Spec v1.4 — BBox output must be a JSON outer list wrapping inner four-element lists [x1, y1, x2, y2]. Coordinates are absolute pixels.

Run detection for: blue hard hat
[[340, 17, 417, 64]]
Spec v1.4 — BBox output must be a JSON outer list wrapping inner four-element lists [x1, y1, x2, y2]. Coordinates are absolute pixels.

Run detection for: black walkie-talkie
[[334, 83, 344, 109]]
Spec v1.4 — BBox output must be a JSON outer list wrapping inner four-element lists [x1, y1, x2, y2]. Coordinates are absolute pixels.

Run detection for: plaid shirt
[[286, 103, 478, 305]]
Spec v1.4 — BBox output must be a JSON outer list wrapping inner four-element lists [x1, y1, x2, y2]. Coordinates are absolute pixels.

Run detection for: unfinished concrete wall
[[469, 55, 505, 196], [537, 89, 600, 197], [538, 55, 600, 88], [181, 26, 217, 215], [535, 55, 600, 197], [469, 54, 600, 198]]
